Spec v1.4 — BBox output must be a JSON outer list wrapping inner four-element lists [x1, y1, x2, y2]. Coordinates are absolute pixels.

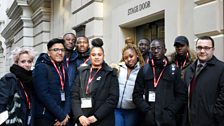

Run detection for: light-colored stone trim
[[72, 17, 103, 30], [32, 7, 51, 27], [194, 0, 215, 5], [72, 0, 103, 14]]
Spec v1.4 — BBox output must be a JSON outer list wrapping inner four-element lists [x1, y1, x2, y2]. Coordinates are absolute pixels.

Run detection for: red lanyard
[[151, 59, 167, 88], [86, 67, 101, 94], [51, 60, 66, 90], [19, 81, 30, 109], [66, 58, 69, 68], [146, 57, 149, 64], [175, 52, 188, 69], [84, 57, 90, 64]]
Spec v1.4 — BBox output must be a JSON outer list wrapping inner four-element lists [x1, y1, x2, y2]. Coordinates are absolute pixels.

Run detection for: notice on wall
[[128, 1, 151, 15]]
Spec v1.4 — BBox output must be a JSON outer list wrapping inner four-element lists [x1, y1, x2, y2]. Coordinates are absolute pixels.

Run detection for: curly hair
[[11, 47, 37, 64], [90, 38, 104, 53], [120, 44, 145, 67]]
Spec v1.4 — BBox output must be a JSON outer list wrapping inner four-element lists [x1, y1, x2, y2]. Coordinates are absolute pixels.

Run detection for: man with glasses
[[33, 38, 70, 126], [184, 36, 224, 126], [133, 39, 186, 126]]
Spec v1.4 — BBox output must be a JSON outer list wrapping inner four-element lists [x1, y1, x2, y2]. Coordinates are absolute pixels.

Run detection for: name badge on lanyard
[[81, 98, 92, 108], [148, 91, 156, 102], [51, 60, 66, 102], [148, 59, 167, 103], [61, 90, 65, 101], [27, 113, 31, 125]]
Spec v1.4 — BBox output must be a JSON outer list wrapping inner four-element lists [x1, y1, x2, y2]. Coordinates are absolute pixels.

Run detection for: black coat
[[32, 53, 70, 122], [0, 73, 31, 126], [133, 63, 187, 126], [184, 56, 224, 126], [71, 63, 119, 126]]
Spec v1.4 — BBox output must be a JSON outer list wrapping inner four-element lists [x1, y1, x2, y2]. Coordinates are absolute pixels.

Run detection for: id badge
[[81, 98, 92, 108], [148, 91, 156, 102], [61, 91, 65, 101], [27, 115, 31, 125]]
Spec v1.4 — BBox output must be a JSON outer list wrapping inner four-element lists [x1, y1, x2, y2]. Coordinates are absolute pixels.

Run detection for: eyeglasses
[[196, 46, 213, 51], [49, 48, 66, 52]]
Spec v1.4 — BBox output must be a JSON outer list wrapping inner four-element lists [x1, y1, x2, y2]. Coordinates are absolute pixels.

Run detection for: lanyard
[[86, 67, 101, 94], [84, 57, 90, 64], [19, 81, 30, 109], [51, 60, 66, 90], [151, 59, 167, 88], [66, 58, 69, 68], [146, 57, 149, 64], [175, 52, 188, 69]]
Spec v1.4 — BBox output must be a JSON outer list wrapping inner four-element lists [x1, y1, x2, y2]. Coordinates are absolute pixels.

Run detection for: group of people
[[0, 33, 223, 126]]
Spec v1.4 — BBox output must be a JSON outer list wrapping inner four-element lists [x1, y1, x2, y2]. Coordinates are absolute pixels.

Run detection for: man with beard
[[133, 39, 187, 126]]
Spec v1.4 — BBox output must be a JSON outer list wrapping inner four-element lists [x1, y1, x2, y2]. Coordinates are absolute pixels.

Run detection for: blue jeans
[[115, 108, 139, 126]]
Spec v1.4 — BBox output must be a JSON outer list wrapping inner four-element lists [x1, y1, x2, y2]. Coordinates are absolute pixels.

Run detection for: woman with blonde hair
[[115, 43, 144, 126], [0, 47, 36, 126]]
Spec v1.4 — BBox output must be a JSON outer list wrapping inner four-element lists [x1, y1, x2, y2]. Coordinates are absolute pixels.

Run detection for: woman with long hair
[[115, 44, 144, 126]]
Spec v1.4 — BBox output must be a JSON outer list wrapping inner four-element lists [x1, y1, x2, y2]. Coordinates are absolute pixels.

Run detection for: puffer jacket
[[117, 62, 140, 109]]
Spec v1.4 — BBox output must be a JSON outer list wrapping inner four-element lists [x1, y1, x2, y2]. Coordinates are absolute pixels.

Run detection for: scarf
[[77, 49, 90, 59], [10, 64, 33, 92]]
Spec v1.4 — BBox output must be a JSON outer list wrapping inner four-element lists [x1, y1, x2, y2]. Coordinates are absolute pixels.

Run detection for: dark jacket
[[133, 62, 187, 126], [63, 50, 78, 88], [167, 49, 197, 79], [0, 68, 32, 126], [71, 63, 119, 126], [184, 56, 224, 126], [0, 73, 17, 112], [32, 53, 70, 122], [75, 49, 90, 68]]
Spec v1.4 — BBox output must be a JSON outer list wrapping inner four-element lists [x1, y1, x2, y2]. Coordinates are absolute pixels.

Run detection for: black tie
[[195, 64, 203, 77]]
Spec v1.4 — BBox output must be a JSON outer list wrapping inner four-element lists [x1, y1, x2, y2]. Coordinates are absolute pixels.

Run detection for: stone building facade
[[0, 0, 223, 76]]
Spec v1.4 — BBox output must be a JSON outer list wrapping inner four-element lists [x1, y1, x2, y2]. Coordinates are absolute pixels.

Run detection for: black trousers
[[33, 118, 54, 126]]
